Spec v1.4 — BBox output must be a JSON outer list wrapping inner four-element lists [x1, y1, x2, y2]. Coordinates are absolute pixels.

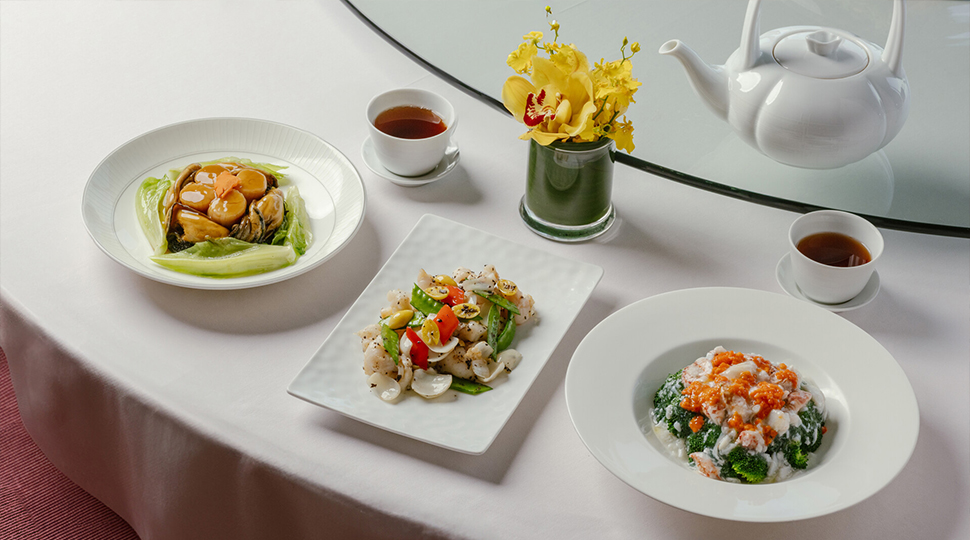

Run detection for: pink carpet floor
[[0, 347, 140, 540]]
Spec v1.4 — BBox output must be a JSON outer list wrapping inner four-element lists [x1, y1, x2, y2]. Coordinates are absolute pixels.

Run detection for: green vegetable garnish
[[406, 311, 427, 329], [765, 400, 826, 469], [723, 446, 769, 484], [496, 314, 516, 353], [410, 283, 445, 315], [450, 377, 492, 395], [271, 187, 312, 255], [486, 304, 503, 353], [150, 238, 297, 278], [380, 323, 400, 365], [135, 174, 174, 255], [474, 291, 520, 315]]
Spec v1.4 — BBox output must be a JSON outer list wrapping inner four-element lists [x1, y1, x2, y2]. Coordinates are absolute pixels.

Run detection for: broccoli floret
[[686, 422, 722, 455], [725, 446, 769, 483], [720, 461, 741, 480], [779, 438, 810, 469], [652, 369, 696, 438], [797, 400, 825, 452], [767, 398, 825, 469], [652, 369, 684, 410]]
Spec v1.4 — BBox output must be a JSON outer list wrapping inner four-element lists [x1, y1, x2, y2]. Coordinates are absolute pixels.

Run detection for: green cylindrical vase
[[519, 138, 616, 242]]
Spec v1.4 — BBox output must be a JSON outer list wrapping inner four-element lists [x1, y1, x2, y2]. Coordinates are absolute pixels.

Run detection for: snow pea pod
[[496, 315, 516, 353], [406, 311, 427, 329], [380, 323, 400, 365], [450, 377, 492, 395], [486, 304, 503, 353], [411, 283, 445, 315], [474, 291, 520, 315]]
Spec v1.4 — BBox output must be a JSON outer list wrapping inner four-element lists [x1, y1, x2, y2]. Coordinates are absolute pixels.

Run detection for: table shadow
[[841, 285, 940, 342], [387, 166, 484, 206], [311, 292, 617, 485], [592, 213, 724, 281], [136, 217, 383, 335]]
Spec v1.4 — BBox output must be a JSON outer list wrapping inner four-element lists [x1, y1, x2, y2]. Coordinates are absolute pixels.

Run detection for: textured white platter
[[81, 117, 365, 290], [565, 287, 919, 522], [289, 214, 603, 454]]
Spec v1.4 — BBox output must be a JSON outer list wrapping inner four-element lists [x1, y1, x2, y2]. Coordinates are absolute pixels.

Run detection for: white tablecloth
[[2, 2, 968, 539]]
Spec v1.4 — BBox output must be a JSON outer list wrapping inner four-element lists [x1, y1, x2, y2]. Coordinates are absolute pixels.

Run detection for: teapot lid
[[773, 30, 869, 79]]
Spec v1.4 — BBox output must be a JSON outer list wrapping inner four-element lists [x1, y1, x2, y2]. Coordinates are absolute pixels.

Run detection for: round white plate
[[776, 253, 880, 312], [82, 117, 366, 290], [565, 287, 919, 522], [360, 136, 460, 186]]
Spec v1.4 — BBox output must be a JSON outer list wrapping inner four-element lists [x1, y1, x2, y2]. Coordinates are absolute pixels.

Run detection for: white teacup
[[788, 210, 884, 304], [366, 89, 457, 177]]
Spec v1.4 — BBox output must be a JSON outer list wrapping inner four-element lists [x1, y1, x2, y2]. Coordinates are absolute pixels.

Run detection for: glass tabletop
[[346, 0, 969, 237]]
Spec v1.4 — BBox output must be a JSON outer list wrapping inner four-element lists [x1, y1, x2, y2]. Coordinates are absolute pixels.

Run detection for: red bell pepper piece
[[443, 285, 465, 306], [433, 304, 460, 342], [405, 327, 429, 370]]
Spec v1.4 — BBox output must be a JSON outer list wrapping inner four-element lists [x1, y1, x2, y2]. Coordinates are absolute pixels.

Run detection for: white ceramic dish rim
[[564, 286, 919, 522], [288, 213, 604, 454], [81, 117, 366, 290]]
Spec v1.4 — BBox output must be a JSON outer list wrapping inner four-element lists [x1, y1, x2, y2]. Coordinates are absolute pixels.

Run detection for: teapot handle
[[739, 0, 763, 70], [882, 0, 906, 78]]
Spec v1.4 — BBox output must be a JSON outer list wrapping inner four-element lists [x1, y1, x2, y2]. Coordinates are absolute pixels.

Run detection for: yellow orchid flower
[[507, 41, 538, 74], [503, 16, 640, 152], [546, 43, 589, 76], [606, 119, 635, 153], [524, 31, 544, 43]]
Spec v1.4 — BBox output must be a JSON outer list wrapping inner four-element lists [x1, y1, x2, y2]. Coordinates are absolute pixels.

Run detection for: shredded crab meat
[[656, 346, 826, 483]]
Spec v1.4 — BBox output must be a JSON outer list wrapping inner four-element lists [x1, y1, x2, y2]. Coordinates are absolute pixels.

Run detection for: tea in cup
[[788, 210, 883, 304], [366, 89, 457, 177]]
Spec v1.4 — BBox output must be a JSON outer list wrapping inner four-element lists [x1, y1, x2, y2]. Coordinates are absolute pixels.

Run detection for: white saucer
[[776, 253, 880, 312], [360, 136, 460, 186]]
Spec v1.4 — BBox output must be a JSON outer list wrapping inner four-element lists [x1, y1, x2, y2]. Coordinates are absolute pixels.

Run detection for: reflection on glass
[[347, 0, 969, 236]]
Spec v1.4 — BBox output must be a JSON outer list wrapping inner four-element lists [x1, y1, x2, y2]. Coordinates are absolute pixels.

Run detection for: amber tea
[[796, 232, 872, 267], [374, 106, 447, 139]]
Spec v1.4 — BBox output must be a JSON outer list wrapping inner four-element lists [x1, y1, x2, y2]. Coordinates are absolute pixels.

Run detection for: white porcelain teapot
[[660, 0, 909, 169]]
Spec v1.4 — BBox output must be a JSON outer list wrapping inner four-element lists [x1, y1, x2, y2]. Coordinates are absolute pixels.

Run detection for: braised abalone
[[161, 161, 282, 252]]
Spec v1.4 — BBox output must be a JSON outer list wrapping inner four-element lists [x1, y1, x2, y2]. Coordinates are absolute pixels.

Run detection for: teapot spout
[[882, 0, 906, 78], [659, 40, 728, 121]]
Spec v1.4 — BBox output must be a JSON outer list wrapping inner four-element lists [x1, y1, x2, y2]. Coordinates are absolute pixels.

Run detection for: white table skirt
[[2, 2, 968, 539]]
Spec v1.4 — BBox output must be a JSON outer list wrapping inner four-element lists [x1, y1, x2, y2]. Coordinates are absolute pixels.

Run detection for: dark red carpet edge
[[0, 347, 140, 540]]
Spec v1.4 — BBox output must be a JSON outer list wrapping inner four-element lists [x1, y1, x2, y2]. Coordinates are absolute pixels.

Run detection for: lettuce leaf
[[150, 238, 297, 278], [272, 187, 312, 255], [136, 174, 174, 255]]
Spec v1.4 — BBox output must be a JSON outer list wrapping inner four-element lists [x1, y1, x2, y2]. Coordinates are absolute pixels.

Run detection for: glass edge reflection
[[341, 0, 969, 239]]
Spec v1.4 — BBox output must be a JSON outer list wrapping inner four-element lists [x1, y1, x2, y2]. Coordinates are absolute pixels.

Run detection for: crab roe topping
[[689, 415, 706, 433], [680, 348, 806, 447], [749, 381, 786, 419], [680, 381, 720, 414]]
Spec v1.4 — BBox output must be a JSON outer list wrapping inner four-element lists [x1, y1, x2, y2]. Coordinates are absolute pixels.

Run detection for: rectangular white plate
[[288, 214, 603, 454]]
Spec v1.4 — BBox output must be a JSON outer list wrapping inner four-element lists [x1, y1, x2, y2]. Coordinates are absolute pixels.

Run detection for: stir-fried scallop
[[358, 265, 535, 402]]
